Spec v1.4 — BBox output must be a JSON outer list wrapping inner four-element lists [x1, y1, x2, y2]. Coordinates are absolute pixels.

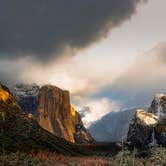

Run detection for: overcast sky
[[0, 0, 166, 125]]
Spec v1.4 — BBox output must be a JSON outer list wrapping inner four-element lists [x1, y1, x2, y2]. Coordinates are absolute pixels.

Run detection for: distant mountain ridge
[[88, 107, 147, 142], [11, 84, 94, 144]]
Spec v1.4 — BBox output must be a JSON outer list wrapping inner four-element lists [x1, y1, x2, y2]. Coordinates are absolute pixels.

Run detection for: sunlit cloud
[[75, 97, 121, 128]]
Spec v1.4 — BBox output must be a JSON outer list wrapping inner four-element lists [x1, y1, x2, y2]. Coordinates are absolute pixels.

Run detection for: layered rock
[[0, 83, 86, 155], [12, 84, 94, 143], [127, 94, 166, 147]]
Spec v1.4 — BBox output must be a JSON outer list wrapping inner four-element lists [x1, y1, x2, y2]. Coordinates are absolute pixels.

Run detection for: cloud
[[0, 0, 146, 61], [1, 40, 166, 88], [152, 42, 166, 63], [0, 58, 31, 85], [113, 42, 166, 89], [0, 49, 127, 93], [2, 42, 166, 101], [75, 97, 121, 128], [108, 42, 166, 108]]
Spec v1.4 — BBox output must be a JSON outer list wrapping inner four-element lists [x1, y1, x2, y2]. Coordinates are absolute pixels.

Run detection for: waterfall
[[155, 94, 163, 118], [151, 94, 164, 146], [152, 126, 156, 146]]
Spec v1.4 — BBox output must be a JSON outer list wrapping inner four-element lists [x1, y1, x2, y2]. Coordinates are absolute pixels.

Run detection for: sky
[[0, 0, 166, 128]]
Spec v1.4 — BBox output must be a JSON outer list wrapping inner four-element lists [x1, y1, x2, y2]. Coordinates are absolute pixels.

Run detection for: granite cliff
[[12, 84, 94, 143], [127, 94, 166, 147], [0, 83, 86, 155]]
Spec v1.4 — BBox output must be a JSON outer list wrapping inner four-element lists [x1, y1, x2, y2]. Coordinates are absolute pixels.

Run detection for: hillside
[[0, 83, 87, 155]]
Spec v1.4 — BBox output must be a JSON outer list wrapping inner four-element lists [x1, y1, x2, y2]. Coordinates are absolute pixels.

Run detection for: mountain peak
[[150, 93, 166, 117], [154, 94, 166, 105]]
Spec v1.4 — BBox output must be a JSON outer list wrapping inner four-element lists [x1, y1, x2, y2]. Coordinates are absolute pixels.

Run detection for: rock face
[[0, 83, 86, 155], [12, 84, 94, 143], [127, 109, 158, 147], [127, 94, 166, 147]]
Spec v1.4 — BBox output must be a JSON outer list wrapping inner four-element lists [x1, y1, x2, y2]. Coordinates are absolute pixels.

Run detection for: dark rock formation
[[12, 84, 94, 143], [74, 123, 95, 144], [0, 84, 87, 155], [127, 109, 158, 147], [127, 94, 166, 147]]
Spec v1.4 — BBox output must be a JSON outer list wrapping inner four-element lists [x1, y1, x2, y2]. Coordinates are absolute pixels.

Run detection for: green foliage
[[111, 149, 144, 166], [0, 147, 166, 166], [147, 146, 166, 166], [0, 152, 40, 166]]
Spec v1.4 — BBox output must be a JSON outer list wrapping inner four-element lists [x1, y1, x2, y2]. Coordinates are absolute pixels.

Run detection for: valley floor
[[0, 145, 166, 166]]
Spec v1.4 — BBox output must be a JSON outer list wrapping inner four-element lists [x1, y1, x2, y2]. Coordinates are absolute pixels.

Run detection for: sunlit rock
[[12, 84, 94, 143], [135, 109, 158, 126], [0, 85, 9, 102]]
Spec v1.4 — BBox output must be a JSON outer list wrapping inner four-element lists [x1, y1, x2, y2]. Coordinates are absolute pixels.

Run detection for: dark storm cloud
[[0, 60, 26, 85], [0, 0, 146, 61]]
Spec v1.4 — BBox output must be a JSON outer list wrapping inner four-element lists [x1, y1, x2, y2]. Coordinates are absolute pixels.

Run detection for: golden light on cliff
[[136, 109, 158, 126], [70, 105, 76, 117], [28, 113, 33, 119], [0, 88, 9, 102]]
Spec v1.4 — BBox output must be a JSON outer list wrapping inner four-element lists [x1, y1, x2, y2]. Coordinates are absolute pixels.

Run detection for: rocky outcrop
[[127, 94, 166, 147], [149, 94, 166, 116], [12, 84, 94, 143], [127, 109, 158, 147], [0, 83, 87, 155]]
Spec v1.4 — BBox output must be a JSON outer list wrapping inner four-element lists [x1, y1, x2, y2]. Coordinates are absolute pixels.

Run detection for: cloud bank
[[1, 42, 166, 101], [0, 0, 146, 61], [76, 98, 121, 128], [109, 42, 166, 108]]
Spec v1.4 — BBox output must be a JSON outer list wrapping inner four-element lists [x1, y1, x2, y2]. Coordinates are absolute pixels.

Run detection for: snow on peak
[[11, 84, 40, 99]]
